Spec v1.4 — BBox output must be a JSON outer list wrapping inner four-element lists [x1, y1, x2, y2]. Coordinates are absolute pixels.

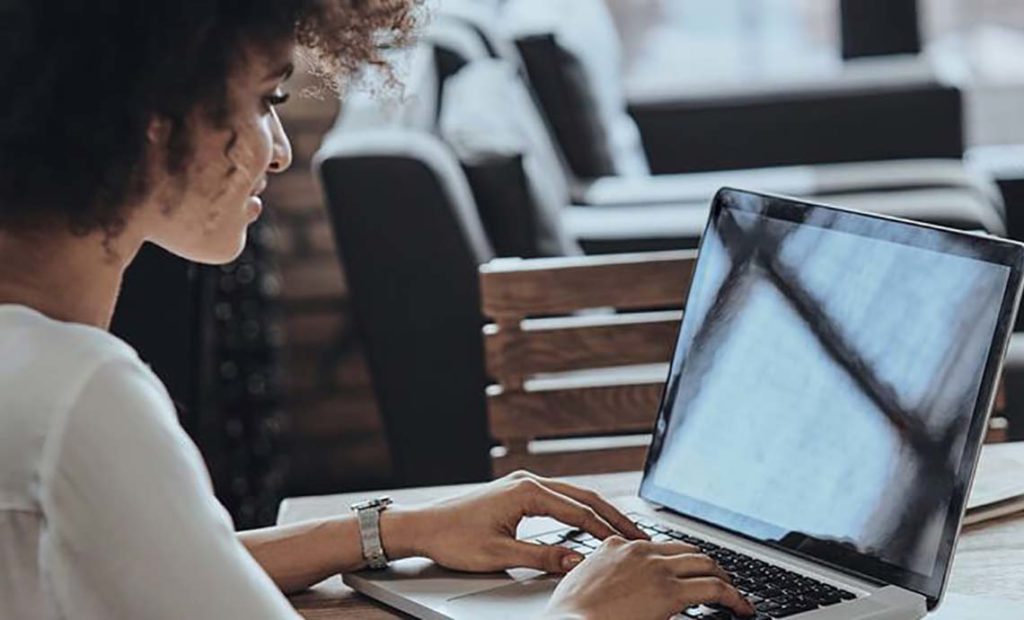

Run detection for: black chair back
[[315, 130, 495, 486]]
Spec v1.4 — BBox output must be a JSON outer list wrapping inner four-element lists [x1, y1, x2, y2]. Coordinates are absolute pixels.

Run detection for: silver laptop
[[344, 188, 1024, 619]]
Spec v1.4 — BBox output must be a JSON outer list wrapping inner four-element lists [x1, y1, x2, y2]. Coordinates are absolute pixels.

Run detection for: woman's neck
[[0, 227, 141, 330]]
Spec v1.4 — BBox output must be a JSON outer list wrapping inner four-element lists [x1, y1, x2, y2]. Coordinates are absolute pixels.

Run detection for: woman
[[0, 1, 754, 618]]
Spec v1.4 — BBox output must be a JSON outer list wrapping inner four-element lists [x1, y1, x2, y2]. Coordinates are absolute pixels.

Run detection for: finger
[[518, 480, 618, 539], [660, 553, 732, 583], [527, 477, 648, 540], [674, 577, 755, 617], [500, 540, 586, 574], [632, 540, 700, 555]]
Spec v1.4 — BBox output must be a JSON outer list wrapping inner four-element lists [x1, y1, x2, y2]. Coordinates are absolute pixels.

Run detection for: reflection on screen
[[647, 206, 1010, 577]]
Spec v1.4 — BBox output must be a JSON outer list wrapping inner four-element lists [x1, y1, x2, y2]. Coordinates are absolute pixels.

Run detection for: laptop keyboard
[[533, 518, 857, 619]]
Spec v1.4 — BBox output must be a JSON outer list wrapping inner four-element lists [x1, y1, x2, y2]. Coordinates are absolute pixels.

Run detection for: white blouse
[[0, 305, 299, 619]]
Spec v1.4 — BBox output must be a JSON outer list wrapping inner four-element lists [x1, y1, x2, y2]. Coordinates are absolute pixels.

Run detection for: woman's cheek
[[231, 122, 273, 180]]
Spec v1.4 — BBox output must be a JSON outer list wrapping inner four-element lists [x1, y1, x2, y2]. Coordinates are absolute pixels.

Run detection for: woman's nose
[[268, 112, 293, 173]]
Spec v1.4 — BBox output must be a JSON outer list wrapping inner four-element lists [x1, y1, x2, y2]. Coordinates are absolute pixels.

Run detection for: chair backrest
[[428, 4, 640, 187], [315, 128, 496, 486], [500, 0, 650, 180], [479, 250, 696, 477]]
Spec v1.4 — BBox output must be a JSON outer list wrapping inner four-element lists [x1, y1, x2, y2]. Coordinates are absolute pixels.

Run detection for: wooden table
[[278, 446, 1024, 619]]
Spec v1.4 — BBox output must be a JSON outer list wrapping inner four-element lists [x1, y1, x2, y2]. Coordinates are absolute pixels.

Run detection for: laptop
[[344, 188, 1024, 619]]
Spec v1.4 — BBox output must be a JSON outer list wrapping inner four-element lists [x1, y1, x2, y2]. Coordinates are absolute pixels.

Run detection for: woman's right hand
[[543, 537, 755, 620]]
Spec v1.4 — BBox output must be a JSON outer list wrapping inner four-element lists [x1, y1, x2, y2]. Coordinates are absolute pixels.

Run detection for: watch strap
[[351, 496, 392, 569]]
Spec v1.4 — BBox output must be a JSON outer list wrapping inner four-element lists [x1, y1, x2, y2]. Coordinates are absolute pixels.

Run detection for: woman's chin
[[161, 229, 249, 266], [210, 232, 249, 265]]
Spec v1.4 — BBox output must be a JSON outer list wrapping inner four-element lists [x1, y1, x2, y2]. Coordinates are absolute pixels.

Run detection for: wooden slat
[[280, 255, 347, 301], [488, 379, 663, 440], [308, 214, 340, 255], [287, 391, 382, 437], [493, 444, 648, 478], [479, 250, 696, 318], [285, 351, 373, 396], [485, 310, 681, 379], [286, 439, 392, 497], [285, 309, 347, 348], [264, 169, 324, 215]]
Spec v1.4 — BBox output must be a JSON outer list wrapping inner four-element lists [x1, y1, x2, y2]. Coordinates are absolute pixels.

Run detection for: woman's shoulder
[[0, 303, 141, 368], [0, 304, 175, 509], [0, 304, 168, 456]]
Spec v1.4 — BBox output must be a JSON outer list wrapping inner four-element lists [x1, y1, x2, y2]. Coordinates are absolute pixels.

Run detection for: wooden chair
[[479, 250, 1011, 478], [480, 250, 696, 477]]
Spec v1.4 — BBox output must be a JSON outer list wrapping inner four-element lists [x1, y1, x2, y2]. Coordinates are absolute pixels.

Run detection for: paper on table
[[965, 443, 1024, 525], [929, 592, 1022, 617], [969, 443, 1024, 508]]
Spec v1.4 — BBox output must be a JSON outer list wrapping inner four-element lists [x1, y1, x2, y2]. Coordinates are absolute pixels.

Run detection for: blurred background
[[612, 0, 1024, 146], [111, 0, 1024, 528]]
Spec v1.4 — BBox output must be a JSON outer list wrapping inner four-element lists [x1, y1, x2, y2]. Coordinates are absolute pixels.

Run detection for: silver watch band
[[351, 496, 392, 569]]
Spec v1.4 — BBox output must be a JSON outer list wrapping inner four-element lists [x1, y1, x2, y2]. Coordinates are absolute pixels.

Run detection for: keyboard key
[[754, 601, 778, 613], [534, 532, 567, 545], [773, 601, 819, 617]]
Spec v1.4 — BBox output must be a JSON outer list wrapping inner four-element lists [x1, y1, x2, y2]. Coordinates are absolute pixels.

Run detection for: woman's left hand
[[385, 470, 649, 574]]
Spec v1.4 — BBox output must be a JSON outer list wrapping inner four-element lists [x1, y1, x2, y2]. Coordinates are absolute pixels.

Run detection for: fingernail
[[561, 553, 584, 571]]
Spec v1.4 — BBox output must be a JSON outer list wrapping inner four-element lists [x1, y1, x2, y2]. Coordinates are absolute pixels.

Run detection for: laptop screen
[[640, 188, 1024, 606]]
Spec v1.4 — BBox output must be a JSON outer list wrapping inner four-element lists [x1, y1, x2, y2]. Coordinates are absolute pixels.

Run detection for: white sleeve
[[38, 357, 300, 620]]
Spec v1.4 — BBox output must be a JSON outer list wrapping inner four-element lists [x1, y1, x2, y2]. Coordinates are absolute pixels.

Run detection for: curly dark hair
[[0, 0, 420, 237]]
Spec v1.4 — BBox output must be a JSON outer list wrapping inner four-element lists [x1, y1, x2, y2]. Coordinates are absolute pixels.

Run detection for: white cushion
[[435, 0, 520, 63], [576, 159, 1005, 218], [424, 14, 492, 63], [439, 59, 581, 256]]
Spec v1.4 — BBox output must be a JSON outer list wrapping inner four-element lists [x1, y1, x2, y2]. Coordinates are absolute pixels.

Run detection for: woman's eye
[[264, 91, 290, 109]]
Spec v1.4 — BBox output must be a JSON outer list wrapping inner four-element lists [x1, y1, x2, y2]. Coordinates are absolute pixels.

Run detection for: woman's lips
[[251, 178, 268, 197], [247, 179, 267, 218]]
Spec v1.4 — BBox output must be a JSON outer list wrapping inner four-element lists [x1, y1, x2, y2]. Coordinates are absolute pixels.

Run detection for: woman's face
[[141, 43, 294, 264]]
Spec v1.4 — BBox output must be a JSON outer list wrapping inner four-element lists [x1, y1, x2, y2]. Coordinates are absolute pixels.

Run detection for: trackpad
[[444, 574, 559, 619]]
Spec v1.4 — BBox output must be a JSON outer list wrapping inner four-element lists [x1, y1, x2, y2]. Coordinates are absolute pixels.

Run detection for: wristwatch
[[350, 496, 393, 569]]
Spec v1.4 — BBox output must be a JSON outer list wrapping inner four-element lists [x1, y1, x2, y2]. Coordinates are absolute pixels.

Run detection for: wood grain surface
[[488, 380, 663, 440], [485, 311, 682, 378], [479, 251, 696, 318]]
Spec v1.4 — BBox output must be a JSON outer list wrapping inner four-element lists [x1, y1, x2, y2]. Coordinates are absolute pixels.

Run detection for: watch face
[[352, 496, 392, 511]]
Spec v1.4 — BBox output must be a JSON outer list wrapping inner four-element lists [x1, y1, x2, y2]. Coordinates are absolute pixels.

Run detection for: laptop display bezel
[[639, 187, 1024, 609]]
